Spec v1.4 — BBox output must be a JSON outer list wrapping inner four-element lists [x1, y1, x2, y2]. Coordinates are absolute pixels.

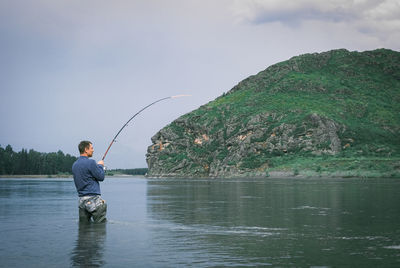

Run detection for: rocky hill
[[146, 49, 400, 178]]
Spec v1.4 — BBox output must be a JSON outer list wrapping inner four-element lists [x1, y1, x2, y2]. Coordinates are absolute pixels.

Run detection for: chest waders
[[79, 196, 107, 223]]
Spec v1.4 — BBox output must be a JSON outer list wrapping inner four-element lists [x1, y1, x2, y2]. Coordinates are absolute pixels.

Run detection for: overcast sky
[[1, 0, 399, 168]]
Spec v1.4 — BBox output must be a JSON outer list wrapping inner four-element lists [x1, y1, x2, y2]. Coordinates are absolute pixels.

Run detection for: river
[[0, 177, 399, 267]]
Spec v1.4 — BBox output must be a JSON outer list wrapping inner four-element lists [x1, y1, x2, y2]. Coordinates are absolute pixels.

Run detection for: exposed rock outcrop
[[146, 49, 400, 178]]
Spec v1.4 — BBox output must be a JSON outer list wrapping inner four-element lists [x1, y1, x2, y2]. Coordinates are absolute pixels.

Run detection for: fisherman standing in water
[[72, 141, 107, 223]]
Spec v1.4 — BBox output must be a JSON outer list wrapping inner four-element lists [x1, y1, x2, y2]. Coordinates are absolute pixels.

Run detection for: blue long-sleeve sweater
[[72, 156, 105, 197]]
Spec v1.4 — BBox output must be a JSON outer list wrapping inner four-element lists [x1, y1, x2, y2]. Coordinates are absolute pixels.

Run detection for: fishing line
[[102, 95, 191, 161]]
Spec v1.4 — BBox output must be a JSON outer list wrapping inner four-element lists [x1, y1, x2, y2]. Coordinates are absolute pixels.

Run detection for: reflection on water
[[146, 178, 400, 267], [1, 177, 400, 267], [71, 222, 106, 267]]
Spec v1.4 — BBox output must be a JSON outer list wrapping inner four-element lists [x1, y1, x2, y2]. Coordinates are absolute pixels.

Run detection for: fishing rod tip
[[171, 94, 192, 98]]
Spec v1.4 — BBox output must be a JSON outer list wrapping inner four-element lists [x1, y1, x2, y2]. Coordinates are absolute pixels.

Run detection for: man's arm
[[89, 159, 105, 181]]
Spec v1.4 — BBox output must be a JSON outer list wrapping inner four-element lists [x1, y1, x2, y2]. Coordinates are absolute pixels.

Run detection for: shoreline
[[1, 170, 399, 179], [0, 174, 72, 179], [145, 170, 400, 179], [0, 174, 141, 179]]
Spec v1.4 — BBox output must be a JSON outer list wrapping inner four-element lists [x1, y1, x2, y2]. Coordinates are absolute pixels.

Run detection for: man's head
[[78, 140, 94, 157]]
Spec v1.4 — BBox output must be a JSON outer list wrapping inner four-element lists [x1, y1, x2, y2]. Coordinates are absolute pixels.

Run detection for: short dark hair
[[78, 140, 92, 154]]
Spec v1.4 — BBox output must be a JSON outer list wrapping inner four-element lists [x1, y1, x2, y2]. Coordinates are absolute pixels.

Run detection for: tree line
[[107, 168, 148, 176], [0, 144, 77, 175]]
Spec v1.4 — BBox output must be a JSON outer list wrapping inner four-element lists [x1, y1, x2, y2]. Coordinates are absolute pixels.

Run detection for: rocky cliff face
[[146, 49, 400, 178]]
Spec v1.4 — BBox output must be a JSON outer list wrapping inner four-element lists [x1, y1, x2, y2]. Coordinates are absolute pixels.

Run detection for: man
[[72, 140, 107, 223]]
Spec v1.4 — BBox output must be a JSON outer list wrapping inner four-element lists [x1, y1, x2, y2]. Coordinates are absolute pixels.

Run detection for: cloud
[[232, 0, 400, 38]]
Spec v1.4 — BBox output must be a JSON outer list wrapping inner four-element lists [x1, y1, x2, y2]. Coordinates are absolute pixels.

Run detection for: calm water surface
[[0, 177, 399, 267]]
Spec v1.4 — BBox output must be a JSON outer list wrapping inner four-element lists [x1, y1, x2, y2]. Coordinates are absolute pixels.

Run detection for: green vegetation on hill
[[146, 49, 400, 178]]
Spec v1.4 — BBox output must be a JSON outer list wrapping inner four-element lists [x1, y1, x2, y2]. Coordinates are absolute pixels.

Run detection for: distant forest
[[107, 168, 148, 176], [0, 145, 77, 175], [0, 144, 149, 176]]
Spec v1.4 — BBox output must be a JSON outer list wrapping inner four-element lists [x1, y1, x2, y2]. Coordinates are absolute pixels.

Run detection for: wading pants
[[78, 195, 107, 223]]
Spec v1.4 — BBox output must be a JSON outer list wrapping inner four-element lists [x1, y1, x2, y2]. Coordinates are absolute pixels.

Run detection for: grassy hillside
[[147, 49, 400, 178]]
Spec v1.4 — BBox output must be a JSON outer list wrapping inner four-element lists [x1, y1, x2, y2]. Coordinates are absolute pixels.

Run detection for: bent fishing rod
[[102, 95, 190, 161]]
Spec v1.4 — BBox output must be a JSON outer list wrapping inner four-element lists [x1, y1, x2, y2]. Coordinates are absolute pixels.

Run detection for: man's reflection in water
[[71, 222, 106, 267]]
